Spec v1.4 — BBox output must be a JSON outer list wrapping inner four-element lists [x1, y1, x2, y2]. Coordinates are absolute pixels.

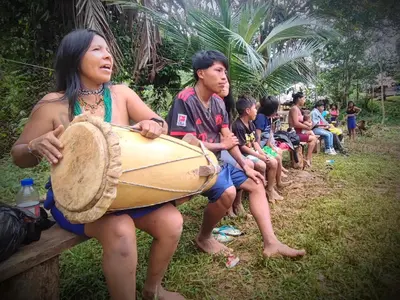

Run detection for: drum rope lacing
[[110, 124, 220, 197]]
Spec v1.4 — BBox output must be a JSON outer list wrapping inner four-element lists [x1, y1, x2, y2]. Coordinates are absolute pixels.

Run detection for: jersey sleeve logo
[[177, 114, 187, 127]]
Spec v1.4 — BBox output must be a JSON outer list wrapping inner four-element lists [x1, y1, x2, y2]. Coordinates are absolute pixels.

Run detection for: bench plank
[[0, 256, 59, 300], [0, 224, 86, 282]]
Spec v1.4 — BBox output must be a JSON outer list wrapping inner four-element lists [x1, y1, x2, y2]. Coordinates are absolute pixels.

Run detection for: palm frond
[[257, 16, 332, 54], [262, 40, 322, 91], [216, 0, 231, 29], [188, 9, 265, 74], [235, 2, 271, 44], [75, 0, 122, 68]]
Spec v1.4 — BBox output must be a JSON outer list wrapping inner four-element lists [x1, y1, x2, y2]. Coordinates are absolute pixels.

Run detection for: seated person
[[232, 96, 289, 202], [11, 29, 184, 300], [217, 80, 249, 217], [301, 110, 315, 136], [167, 50, 305, 258], [254, 97, 289, 175], [310, 101, 337, 155], [288, 92, 317, 167]]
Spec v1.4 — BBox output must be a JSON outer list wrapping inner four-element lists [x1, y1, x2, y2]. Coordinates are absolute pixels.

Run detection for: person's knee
[[156, 207, 184, 240], [309, 136, 317, 145], [243, 179, 265, 195], [266, 157, 278, 170], [255, 160, 266, 173], [100, 215, 136, 257], [219, 186, 236, 210]]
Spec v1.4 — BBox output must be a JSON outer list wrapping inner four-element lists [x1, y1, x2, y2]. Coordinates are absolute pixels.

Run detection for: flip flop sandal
[[212, 225, 242, 236], [212, 232, 234, 243]]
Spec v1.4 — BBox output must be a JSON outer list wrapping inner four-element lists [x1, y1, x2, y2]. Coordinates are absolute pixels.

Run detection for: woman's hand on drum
[[29, 125, 65, 164], [132, 120, 163, 139]]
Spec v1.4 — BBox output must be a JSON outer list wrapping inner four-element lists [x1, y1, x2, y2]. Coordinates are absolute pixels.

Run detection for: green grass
[[1, 121, 400, 299], [58, 125, 400, 300]]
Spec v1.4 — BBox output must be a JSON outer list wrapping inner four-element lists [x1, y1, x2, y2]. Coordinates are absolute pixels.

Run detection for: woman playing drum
[[11, 29, 184, 300]]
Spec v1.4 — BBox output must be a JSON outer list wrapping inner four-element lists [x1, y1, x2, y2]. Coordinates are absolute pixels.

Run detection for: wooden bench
[[0, 224, 86, 300]]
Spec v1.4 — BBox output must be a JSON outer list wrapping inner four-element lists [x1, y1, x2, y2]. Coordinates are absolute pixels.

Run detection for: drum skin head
[[51, 115, 122, 223]]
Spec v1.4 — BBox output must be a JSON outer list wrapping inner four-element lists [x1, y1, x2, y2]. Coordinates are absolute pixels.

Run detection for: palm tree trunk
[[379, 63, 385, 124], [356, 80, 359, 102]]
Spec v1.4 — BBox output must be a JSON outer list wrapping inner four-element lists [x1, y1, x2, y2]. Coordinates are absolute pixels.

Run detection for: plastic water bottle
[[325, 159, 335, 164], [16, 178, 40, 217]]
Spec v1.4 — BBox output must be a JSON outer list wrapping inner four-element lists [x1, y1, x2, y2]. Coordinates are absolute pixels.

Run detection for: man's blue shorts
[[202, 163, 248, 202]]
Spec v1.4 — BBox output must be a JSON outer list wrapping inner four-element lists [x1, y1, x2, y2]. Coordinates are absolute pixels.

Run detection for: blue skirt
[[44, 180, 165, 236], [347, 115, 356, 130]]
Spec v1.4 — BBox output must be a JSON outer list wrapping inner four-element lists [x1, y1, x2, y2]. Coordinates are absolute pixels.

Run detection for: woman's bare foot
[[282, 166, 289, 173], [263, 242, 306, 258], [195, 235, 232, 254], [233, 203, 246, 217], [281, 172, 288, 178], [143, 286, 185, 300]]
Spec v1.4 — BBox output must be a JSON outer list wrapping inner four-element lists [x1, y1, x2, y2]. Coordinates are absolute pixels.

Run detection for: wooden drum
[[51, 115, 219, 223]]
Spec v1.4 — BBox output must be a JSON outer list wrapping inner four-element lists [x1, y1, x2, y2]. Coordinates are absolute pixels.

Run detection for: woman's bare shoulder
[[36, 92, 65, 106], [109, 83, 132, 94], [31, 92, 67, 117]]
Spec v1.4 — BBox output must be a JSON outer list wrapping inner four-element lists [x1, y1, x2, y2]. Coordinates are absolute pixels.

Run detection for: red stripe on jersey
[[178, 87, 195, 101], [170, 131, 197, 136]]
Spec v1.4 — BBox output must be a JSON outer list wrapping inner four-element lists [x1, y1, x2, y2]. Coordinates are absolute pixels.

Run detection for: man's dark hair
[[258, 95, 279, 117], [314, 100, 325, 109], [192, 50, 229, 81], [236, 95, 256, 116]]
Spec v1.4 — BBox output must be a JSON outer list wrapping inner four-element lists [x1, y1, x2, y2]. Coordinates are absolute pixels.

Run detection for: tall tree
[[120, 0, 335, 96]]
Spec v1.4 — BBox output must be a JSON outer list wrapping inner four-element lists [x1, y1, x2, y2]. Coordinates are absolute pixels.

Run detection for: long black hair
[[54, 29, 106, 120], [223, 78, 235, 124]]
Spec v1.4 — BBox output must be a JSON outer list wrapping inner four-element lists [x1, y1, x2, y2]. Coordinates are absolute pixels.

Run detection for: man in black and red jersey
[[167, 50, 305, 258]]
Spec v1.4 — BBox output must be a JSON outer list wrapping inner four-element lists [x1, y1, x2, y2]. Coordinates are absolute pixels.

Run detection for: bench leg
[[0, 256, 60, 300]]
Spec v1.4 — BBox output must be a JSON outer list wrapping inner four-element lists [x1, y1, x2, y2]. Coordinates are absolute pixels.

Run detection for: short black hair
[[192, 50, 229, 81], [315, 100, 325, 108], [236, 95, 256, 116], [258, 95, 279, 116], [292, 92, 304, 104]]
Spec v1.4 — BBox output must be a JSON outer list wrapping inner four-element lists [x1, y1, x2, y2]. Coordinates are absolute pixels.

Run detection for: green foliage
[[139, 85, 174, 119], [0, 156, 50, 203], [133, 0, 334, 97]]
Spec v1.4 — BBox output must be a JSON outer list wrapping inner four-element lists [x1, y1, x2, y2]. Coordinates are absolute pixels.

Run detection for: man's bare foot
[[263, 242, 306, 258], [195, 235, 232, 254], [233, 203, 246, 217], [266, 188, 283, 202], [226, 207, 237, 218], [277, 180, 293, 189], [143, 286, 185, 300]]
